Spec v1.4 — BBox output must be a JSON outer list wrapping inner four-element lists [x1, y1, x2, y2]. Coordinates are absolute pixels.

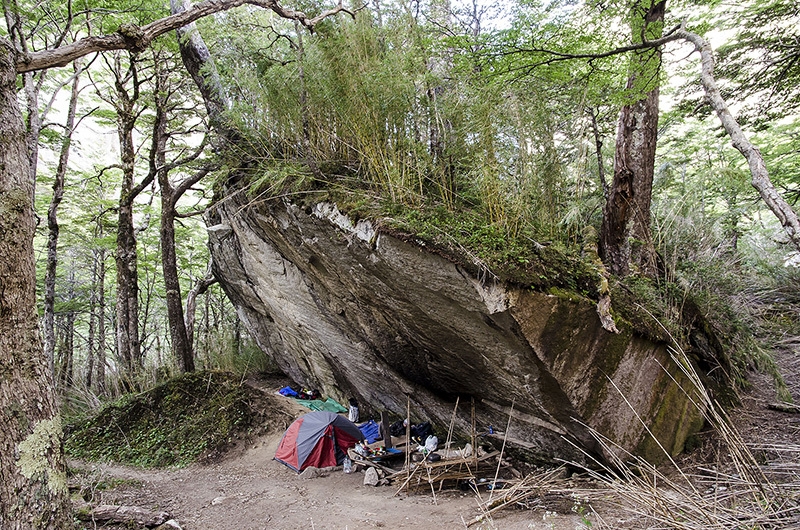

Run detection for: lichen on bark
[[16, 418, 68, 496]]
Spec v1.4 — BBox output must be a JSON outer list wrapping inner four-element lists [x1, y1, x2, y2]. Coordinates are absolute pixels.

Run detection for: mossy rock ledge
[[206, 195, 706, 466]]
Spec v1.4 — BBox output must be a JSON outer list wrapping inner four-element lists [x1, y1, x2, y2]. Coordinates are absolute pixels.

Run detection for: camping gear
[[422, 435, 439, 454], [410, 421, 434, 442], [278, 386, 298, 397], [358, 419, 381, 444], [389, 419, 405, 437], [295, 397, 347, 413], [274, 411, 365, 472]]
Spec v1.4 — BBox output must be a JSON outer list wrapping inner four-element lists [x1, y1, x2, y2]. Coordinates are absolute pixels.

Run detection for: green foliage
[[207, 2, 608, 243], [64, 371, 268, 468], [715, 0, 800, 125], [201, 334, 282, 376]]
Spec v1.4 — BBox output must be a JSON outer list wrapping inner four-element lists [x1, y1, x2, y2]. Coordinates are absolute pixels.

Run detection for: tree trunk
[[115, 140, 142, 384], [44, 59, 82, 375], [590, 107, 609, 200], [184, 263, 216, 356], [152, 66, 195, 373], [109, 53, 150, 387], [95, 247, 107, 395], [159, 177, 196, 373], [677, 28, 800, 252], [56, 310, 76, 390], [600, 0, 666, 277], [0, 38, 72, 529], [86, 253, 97, 390], [170, 0, 238, 144]]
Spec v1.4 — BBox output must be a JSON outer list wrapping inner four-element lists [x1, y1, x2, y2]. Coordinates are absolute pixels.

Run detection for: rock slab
[[207, 197, 705, 464]]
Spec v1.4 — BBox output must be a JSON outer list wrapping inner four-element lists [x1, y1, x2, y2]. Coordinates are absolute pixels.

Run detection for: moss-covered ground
[[64, 371, 278, 468]]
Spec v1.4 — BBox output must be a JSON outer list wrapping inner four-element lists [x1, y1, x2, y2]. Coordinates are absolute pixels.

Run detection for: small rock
[[299, 467, 321, 479], [363, 467, 380, 486], [153, 520, 183, 530]]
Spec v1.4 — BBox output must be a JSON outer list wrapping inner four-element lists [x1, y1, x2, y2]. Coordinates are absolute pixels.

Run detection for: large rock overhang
[[207, 196, 704, 465]]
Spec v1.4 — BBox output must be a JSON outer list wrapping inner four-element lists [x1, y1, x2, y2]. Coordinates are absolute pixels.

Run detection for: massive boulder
[[207, 195, 704, 465]]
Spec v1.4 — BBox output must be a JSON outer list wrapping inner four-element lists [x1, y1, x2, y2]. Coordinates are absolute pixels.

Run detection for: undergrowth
[[64, 371, 270, 468]]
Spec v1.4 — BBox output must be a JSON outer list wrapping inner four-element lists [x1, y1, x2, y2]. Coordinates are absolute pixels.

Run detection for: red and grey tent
[[274, 411, 365, 472]]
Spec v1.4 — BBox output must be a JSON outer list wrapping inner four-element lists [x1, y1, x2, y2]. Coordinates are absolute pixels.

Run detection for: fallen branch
[[768, 402, 800, 414], [677, 27, 800, 252], [74, 500, 170, 527]]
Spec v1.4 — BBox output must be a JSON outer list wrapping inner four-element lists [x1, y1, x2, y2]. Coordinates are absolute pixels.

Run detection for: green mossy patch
[[64, 371, 274, 468], [373, 203, 600, 293]]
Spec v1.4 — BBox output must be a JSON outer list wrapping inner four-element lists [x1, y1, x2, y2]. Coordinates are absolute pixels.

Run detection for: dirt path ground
[[73, 432, 593, 530]]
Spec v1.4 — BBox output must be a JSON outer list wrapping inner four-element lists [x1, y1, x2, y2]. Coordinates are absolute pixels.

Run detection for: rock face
[[207, 196, 704, 465]]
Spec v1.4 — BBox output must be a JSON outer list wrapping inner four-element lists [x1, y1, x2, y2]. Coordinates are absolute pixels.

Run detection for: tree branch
[[17, 0, 362, 73], [498, 23, 682, 70]]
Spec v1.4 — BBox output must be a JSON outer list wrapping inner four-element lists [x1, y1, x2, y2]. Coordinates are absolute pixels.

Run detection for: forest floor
[[69, 351, 800, 530]]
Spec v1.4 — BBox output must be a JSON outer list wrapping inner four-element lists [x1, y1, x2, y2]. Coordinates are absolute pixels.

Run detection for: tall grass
[[566, 342, 799, 529]]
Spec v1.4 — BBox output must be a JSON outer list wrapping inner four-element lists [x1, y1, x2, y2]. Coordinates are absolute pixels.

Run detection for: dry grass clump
[[460, 341, 800, 529], [568, 346, 800, 529]]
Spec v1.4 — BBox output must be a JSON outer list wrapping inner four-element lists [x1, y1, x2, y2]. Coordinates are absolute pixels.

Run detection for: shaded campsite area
[[65, 373, 595, 529], [64, 366, 800, 529]]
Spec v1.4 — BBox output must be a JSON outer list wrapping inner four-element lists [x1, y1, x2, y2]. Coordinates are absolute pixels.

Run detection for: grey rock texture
[[207, 196, 704, 465]]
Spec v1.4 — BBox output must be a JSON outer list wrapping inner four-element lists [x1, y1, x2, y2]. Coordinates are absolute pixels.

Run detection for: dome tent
[[274, 411, 365, 472]]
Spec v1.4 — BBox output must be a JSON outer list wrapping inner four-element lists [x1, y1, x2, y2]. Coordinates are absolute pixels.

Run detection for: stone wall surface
[[207, 196, 704, 464]]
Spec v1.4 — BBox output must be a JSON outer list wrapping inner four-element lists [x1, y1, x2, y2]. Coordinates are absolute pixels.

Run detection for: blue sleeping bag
[[358, 419, 381, 444]]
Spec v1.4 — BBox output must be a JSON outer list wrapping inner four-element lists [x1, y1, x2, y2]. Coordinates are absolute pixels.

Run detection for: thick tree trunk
[[0, 39, 72, 529], [600, 0, 665, 277], [44, 59, 82, 374], [115, 134, 142, 384]]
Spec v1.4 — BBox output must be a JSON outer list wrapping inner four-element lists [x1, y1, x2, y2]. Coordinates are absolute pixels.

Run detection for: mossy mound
[[65, 371, 280, 468]]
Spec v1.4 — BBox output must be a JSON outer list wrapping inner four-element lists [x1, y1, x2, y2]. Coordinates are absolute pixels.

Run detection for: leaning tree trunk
[[677, 28, 800, 252], [171, 0, 238, 144], [600, 0, 666, 278], [0, 39, 72, 530]]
